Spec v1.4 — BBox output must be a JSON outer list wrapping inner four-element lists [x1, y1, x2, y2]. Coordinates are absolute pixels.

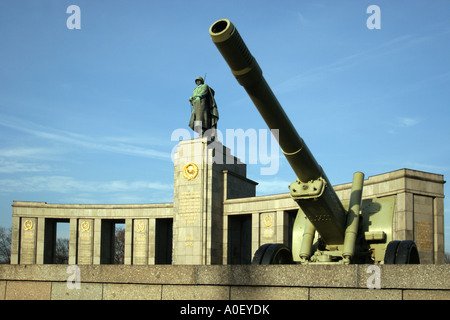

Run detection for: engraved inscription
[[261, 213, 275, 241], [415, 221, 433, 251], [185, 236, 194, 247], [21, 219, 36, 264], [178, 191, 201, 224], [134, 233, 147, 263], [134, 220, 148, 264], [78, 220, 92, 264]]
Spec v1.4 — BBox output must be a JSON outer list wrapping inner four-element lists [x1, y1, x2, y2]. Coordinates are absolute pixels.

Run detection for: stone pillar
[[172, 138, 249, 265], [93, 219, 102, 264], [434, 197, 445, 264], [124, 219, 133, 265], [276, 210, 287, 245], [251, 212, 260, 259], [77, 219, 94, 264], [68, 218, 78, 265], [133, 219, 149, 265], [260, 212, 276, 244], [413, 195, 435, 264], [393, 192, 414, 241], [148, 218, 156, 264], [10, 216, 20, 264], [19, 218, 37, 264], [36, 217, 46, 264]]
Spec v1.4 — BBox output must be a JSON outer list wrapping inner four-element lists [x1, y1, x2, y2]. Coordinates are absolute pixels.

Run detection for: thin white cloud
[[0, 159, 51, 174], [0, 147, 51, 158], [397, 117, 420, 127], [0, 175, 173, 194], [0, 147, 61, 173], [387, 117, 421, 134], [0, 113, 172, 160], [275, 31, 443, 94], [297, 12, 307, 25]]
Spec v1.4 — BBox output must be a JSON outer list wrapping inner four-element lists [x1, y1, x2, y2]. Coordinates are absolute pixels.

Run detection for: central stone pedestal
[[172, 138, 257, 265]]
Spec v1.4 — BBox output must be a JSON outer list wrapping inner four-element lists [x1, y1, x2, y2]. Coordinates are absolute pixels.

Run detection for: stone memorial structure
[[9, 136, 445, 265]]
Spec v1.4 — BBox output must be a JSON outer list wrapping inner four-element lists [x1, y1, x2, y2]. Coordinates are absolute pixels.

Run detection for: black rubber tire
[[384, 240, 420, 264], [384, 240, 401, 264], [252, 243, 294, 265], [396, 240, 420, 264], [251, 243, 272, 264]]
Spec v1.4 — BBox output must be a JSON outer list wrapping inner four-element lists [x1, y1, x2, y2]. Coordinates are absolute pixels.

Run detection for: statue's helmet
[[195, 77, 204, 84]]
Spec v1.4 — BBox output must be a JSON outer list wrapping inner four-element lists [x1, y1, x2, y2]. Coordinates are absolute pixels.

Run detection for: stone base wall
[[1, 264, 448, 300]]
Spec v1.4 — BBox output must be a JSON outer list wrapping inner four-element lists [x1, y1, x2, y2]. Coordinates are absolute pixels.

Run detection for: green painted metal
[[210, 19, 409, 264]]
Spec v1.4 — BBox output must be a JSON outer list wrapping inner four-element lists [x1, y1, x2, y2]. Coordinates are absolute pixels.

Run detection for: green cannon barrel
[[209, 19, 321, 183], [209, 19, 347, 245]]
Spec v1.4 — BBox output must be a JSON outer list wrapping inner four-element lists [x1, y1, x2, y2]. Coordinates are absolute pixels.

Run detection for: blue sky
[[0, 1, 449, 250]]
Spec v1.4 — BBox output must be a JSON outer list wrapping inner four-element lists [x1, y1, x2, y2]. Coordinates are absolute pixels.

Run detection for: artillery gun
[[209, 19, 420, 265]]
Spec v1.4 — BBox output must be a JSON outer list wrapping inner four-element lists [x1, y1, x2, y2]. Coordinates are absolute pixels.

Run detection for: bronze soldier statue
[[189, 76, 219, 139]]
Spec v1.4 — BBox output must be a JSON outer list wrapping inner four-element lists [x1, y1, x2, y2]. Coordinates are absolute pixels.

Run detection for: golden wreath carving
[[264, 215, 273, 227], [183, 163, 199, 180], [24, 219, 33, 231], [81, 220, 90, 232], [136, 221, 146, 232]]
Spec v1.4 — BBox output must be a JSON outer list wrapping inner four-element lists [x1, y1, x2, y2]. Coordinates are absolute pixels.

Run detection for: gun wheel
[[384, 240, 420, 264], [252, 243, 294, 265]]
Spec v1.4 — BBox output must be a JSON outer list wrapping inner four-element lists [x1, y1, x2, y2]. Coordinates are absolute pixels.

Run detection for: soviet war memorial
[[0, 3, 449, 304]]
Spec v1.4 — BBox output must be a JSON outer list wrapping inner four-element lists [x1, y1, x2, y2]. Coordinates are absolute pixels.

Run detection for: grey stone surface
[[103, 283, 162, 300], [403, 289, 450, 300], [309, 288, 403, 300], [51, 282, 103, 300], [196, 265, 358, 288], [1, 264, 449, 300], [5, 280, 51, 300], [162, 285, 229, 300], [359, 265, 450, 290], [0, 281, 5, 300], [230, 286, 308, 300]]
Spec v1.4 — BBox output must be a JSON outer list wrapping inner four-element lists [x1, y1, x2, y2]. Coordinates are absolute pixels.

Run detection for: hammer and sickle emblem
[[183, 163, 199, 180]]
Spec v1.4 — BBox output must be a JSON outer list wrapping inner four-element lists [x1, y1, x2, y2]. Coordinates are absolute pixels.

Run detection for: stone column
[[413, 195, 435, 264], [172, 138, 209, 265], [93, 219, 102, 264], [251, 212, 260, 259], [172, 138, 246, 265], [133, 219, 149, 265], [19, 218, 37, 264], [148, 218, 156, 264], [36, 217, 46, 264], [77, 219, 94, 264], [393, 192, 414, 241], [10, 216, 20, 264], [124, 218, 133, 265], [433, 197, 445, 264], [68, 218, 78, 265], [260, 212, 276, 244]]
